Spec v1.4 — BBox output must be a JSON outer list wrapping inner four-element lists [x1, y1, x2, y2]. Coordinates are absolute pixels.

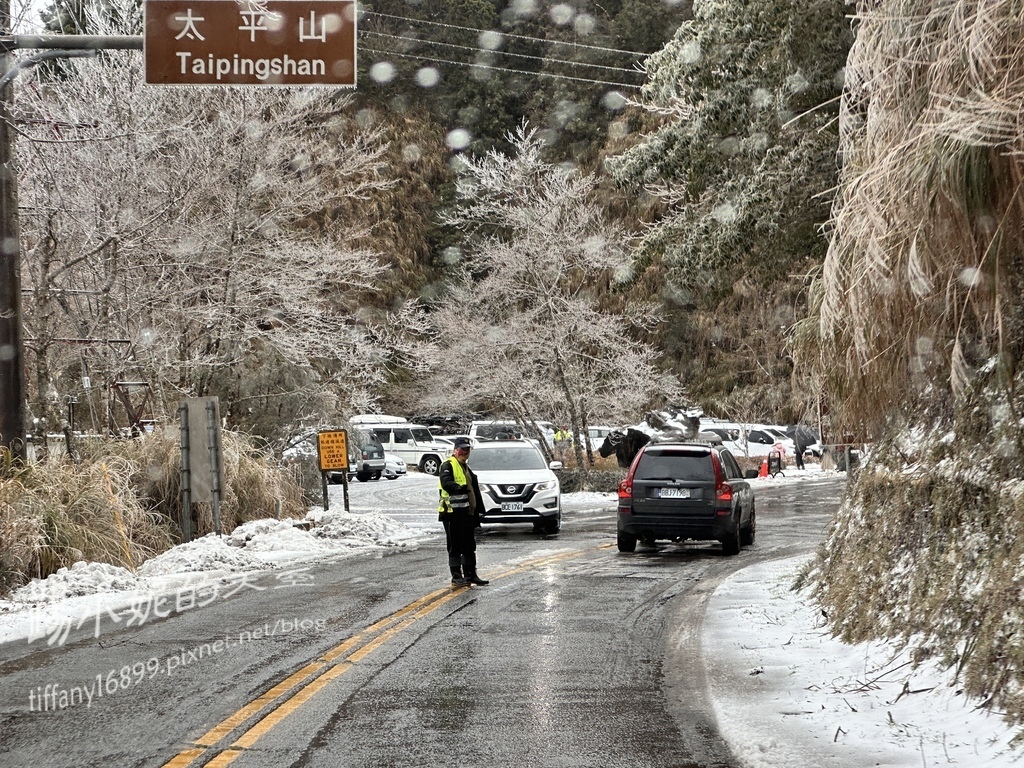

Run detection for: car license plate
[[659, 487, 690, 499], [501, 502, 524, 512]]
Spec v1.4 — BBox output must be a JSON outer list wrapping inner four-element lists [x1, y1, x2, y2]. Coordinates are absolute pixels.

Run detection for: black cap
[[453, 437, 472, 450]]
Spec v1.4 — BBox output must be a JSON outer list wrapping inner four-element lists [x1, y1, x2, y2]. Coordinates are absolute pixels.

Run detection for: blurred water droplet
[[959, 267, 982, 288], [478, 30, 504, 50], [550, 3, 574, 24], [719, 137, 740, 156], [679, 40, 700, 65], [415, 67, 440, 87], [442, 247, 462, 265], [712, 202, 737, 224], [602, 91, 626, 111], [751, 88, 773, 108], [446, 129, 472, 150], [574, 12, 595, 34], [370, 61, 397, 83], [510, 0, 538, 17], [403, 144, 422, 162]]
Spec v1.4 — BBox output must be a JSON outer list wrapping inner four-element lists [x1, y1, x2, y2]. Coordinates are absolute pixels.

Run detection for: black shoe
[[451, 577, 471, 587], [466, 575, 489, 586]]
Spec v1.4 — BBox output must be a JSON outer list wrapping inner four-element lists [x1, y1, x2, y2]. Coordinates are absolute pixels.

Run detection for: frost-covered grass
[[0, 430, 306, 596], [809, 416, 1024, 728]]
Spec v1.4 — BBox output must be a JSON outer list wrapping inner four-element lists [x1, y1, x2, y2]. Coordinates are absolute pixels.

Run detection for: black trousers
[[442, 516, 477, 574]]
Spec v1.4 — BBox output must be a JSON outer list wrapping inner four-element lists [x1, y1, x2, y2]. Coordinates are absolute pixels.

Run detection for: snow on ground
[[2, 462, 1020, 764], [706, 555, 1020, 767]]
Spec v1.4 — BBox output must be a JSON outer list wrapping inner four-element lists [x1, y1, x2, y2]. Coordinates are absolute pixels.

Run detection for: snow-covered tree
[[607, 0, 853, 419], [428, 125, 680, 465], [14, 3, 416, 439]]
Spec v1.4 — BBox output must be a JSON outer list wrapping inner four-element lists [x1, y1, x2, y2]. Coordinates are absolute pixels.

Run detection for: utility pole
[[0, 0, 22, 460], [0, 32, 141, 462]]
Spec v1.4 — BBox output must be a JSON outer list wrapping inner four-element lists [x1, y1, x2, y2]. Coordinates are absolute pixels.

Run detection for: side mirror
[[549, 461, 563, 470], [744, 469, 758, 478]]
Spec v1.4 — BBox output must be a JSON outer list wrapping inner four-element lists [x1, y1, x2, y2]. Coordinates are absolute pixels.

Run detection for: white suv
[[468, 439, 562, 535], [351, 415, 452, 475]]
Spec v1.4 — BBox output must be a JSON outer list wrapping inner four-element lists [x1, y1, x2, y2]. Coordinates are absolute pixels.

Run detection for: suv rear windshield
[[634, 449, 714, 481]]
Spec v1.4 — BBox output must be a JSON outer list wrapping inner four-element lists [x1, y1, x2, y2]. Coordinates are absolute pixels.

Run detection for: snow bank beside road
[[704, 556, 1019, 767]]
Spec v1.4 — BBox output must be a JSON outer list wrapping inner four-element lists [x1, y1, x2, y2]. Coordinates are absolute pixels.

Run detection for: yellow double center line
[[162, 549, 590, 768]]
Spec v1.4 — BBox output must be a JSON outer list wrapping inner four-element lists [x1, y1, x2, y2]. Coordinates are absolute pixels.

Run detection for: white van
[[350, 415, 452, 475]]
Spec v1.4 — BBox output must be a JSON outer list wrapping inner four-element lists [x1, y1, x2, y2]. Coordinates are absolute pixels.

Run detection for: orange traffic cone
[[758, 457, 769, 477]]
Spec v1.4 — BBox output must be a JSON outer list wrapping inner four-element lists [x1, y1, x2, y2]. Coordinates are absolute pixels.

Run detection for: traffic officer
[[438, 437, 489, 587]]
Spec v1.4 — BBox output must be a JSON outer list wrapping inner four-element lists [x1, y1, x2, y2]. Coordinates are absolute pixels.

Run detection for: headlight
[[533, 480, 557, 491]]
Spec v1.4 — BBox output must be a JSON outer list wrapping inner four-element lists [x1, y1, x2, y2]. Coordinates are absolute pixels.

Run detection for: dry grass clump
[[809, 392, 1024, 725], [800, 2, 1024, 726], [801, 1, 1024, 437], [0, 451, 172, 592], [0, 429, 306, 595]]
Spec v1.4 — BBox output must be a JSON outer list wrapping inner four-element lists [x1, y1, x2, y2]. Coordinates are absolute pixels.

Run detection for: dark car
[[616, 442, 756, 555], [325, 428, 385, 483]]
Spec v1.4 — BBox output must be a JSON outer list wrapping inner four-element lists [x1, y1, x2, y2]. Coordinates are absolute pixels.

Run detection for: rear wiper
[[645, 476, 678, 482]]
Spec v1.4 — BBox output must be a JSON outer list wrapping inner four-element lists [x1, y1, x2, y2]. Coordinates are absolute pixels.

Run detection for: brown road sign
[[145, 0, 356, 86]]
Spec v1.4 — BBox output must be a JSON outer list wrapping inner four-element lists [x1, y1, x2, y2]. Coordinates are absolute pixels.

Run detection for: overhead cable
[[363, 11, 651, 59], [360, 46, 642, 90], [361, 30, 645, 77]]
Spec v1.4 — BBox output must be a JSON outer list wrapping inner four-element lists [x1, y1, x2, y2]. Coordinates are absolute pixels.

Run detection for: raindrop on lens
[[750, 88, 772, 108], [959, 267, 982, 288], [550, 3, 574, 24], [510, 0, 538, 17], [602, 91, 626, 111], [574, 13, 595, 34], [679, 40, 700, 65], [712, 202, 737, 224], [478, 30, 504, 50], [446, 129, 472, 150], [415, 67, 440, 87], [370, 61, 397, 83]]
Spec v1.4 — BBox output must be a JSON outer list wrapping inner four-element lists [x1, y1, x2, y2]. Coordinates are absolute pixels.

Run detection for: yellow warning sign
[[317, 430, 348, 471]]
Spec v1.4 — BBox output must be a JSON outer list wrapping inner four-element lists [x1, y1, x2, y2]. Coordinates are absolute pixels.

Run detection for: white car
[[383, 452, 407, 480], [468, 439, 562, 535]]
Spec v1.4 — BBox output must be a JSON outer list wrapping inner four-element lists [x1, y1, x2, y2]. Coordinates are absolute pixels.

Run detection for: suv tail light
[[617, 449, 646, 513], [711, 451, 733, 510]]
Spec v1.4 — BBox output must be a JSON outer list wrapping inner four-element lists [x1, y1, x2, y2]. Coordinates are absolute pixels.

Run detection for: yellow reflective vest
[[438, 457, 471, 515]]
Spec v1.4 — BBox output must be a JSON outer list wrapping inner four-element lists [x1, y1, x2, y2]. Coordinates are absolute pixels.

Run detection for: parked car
[[587, 425, 615, 452], [469, 419, 555, 446], [382, 452, 407, 480], [616, 442, 757, 555], [468, 439, 562, 535], [280, 427, 385, 484], [350, 415, 452, 475]]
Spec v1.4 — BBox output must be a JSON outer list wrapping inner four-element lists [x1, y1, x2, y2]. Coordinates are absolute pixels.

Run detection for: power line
[[363, 11, 651, 60], [360, 47, 642, 90], [361, 30, 645, 78]]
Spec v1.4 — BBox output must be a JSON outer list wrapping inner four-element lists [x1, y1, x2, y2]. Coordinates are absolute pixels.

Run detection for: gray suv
[[616, 442, 756, 554]]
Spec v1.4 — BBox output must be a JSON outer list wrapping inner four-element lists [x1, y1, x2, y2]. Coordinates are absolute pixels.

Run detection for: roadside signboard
[[144, 0, 356, 86], [317, 429, 349, 472]]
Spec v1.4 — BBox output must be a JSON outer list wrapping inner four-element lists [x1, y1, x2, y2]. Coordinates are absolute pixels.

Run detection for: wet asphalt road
[[0, 472, 845, 768]]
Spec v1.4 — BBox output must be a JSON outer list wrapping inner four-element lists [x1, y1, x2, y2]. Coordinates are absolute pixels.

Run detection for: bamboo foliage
[[805, 0, 1024, 434]]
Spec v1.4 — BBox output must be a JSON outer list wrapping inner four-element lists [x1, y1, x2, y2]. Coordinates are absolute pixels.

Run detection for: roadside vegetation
[[798, 1, 1024, 727], [0, 431, 305, 594]]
